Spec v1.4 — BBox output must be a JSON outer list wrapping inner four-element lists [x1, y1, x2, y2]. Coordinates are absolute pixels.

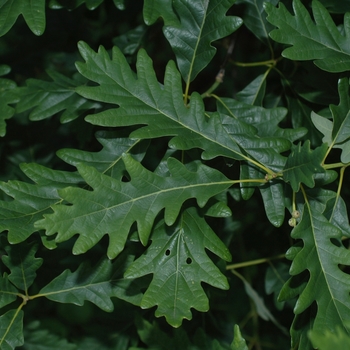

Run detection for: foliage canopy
[[1, 0, 350, 349]]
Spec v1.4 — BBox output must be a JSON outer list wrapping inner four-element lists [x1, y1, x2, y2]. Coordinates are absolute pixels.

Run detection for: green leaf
[[39, 253, 142, 312], [125, 208, 231, 327], [134, 316, 191, 349], [0, 309, 24, 350], [310, 111, 333, 145], [76, 43, 244, 161], [162, 0, 242, 82], [285, 93, 323, 147], [0, 164, 83, 244], [0, 66, 18, 137], [0, 0, 45, 36], [235, 74, 267, 106], [35, 155, 232, 259], [233, 270, 288, 335], [265, 0, 350, 72], [236, 0, 278, 47], [259, 181, 285, 227], [317, 0, 350, 14], [22, 322, 77, 350], [112, 24, 147, 56], [143, 0, 178, 26], [330, 78, 350, 144], [309, 325, 350, 349], [265, 263, 290, 310], [49, 0, 106, 10], [283, 141, 327, 192], [57, 131, 149, 179], [287, 202, 350, 336], [311, 78, 350, 162], [16, 70, 101, 123], [0, 273, 18, 308], [2, 241, 43, 292], [325, 196, 350, 237], [217, 97, 307, 143], [231, 325, 248, 350]]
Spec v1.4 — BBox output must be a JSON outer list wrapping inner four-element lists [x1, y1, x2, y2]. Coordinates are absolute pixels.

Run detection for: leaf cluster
[[1, 0, 350, 349]]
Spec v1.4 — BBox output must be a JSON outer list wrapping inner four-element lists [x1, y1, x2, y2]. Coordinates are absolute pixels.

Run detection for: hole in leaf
[[165, 249, 170, 256], [330, 238, 342, 247], [339, 264, 350, 275], [186, 257, 192, 264]]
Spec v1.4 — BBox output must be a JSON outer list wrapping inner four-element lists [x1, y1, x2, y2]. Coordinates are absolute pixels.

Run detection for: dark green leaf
[[283, 141, 327, 192], [265, 0, 350, 72], [0, 164, 83, 244], [57, 131, 149, 179], [162, 0, 242, 82], [287, 202, 350, 335], [0, 273, 18, 308], [236, 0, 278, 46], [35, 156, 231, 258], [112, 25, 147, 56], [16, 70, 101, 123], [259, 181, 285, 227], [143, 0, 178, 26], [125, 208, 231, 327], [21, 322, 77, 350], [2, 242, 43, 292], [40, 253, 142, 311], [0, 309, 24, 350], [0, 0, 45, 36], [235, 74, 267, 106], [0, 66, 19, 137], [75, 43, 246, 162]]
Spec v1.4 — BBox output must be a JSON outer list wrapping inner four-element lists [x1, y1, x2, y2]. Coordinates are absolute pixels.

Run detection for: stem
[[201, 69, 225, 98], [226, 254, 285, 270], [231, 57, 282, 68], [324, 162, 350, 170]]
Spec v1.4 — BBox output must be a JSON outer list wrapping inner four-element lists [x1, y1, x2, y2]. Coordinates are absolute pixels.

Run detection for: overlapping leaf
[[57, 130, 148, 179], [2, 241, 43, 292], [0, 273, 18, 308], [265, 0, 350, 72], [0, 65, 19, 137], [283, 141, 327, 192], [16, 70, 101, 123], [161, 0, 242, 82], [75, 42, 290, 173], [259, 181, 285, 227], [143, 0, 178, 26], [235, 74, 266, 106], [35, 155, 232, 258], [0, 163, 83, 244], [236, 0, 278, 47], [312, 78, 350, 163], [280, 201, 350, 339], [0, 309, 24, 350], [133, 317, 229, 349], [22, 326, 77, 350], [0, 0, 45, 36], [217, 97, 307, 142], [40, 253, 143, 311], [48, 0, 120, 11], [125, 207, 231, 326], [112, 25, 147, 56], [309, 325, 350, 349]]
